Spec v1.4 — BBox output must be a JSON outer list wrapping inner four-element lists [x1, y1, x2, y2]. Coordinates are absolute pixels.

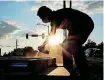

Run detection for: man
[[37, 6, 94, 79]]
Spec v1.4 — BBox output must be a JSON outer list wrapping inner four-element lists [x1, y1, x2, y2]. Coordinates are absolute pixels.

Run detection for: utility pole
[[16, 39, 18, 49], [0, 48, 1, 56], [48, 26, 49, 35]]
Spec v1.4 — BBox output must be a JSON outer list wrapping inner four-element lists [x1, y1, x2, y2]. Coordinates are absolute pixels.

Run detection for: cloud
[[31, 1, 63, 11], [15, 0, 30, 2], [85, 1, 103, 13], [0, 20, 20, 39], [31, 1, 103, 14], [31, 5, 41, 11], [5, 20, 17, 26]]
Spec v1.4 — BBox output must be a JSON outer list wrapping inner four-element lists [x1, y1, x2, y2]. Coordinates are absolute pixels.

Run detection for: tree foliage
[[84, 39, 103, 58]]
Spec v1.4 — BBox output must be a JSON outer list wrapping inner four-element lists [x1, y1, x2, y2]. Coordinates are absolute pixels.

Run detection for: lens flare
[[48, 35, 62, 45]]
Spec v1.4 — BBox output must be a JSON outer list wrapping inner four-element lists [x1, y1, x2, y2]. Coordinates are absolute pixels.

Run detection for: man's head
[[37, 6, 52, 23]]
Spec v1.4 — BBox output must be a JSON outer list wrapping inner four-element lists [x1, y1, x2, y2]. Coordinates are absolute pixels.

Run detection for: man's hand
[[38, 45, 49, 54], [38, 45, 45, 52]]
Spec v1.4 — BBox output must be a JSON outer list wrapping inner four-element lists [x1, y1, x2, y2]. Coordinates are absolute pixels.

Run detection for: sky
[[0, 0, 103, 55]]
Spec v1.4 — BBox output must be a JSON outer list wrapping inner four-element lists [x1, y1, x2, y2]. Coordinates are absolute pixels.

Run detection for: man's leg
[[62, 39, 90, 79], [73, 47, 90, 80], [62, 39, 77, 76]]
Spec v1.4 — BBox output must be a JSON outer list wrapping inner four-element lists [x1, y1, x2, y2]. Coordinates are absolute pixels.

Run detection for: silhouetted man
[[37, 6, 94, 79]]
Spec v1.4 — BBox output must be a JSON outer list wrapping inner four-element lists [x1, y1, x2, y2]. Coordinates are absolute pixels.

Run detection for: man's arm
[[49, 21, 57, 36]]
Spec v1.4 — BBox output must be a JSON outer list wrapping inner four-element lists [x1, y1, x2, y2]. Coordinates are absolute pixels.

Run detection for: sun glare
[[48, 35, 62, 45]]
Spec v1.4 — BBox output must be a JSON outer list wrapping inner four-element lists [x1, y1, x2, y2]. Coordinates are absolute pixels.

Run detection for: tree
[[85, 39, 97, 48], [96, 42, 103, 58], [84, 39, 97, 57], [97, 42, 103, 50], [3, 52, 7, 56]]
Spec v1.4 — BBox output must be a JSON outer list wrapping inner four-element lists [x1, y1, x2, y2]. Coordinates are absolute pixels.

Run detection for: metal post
[[63, 0, 67, 39], [63, 0, 66, 8], [70, 0, 72, 8], [63, 0, 72, 39]]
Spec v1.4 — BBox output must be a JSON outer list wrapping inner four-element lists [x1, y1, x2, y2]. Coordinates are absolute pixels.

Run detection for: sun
[[48, 35, 62, 45]]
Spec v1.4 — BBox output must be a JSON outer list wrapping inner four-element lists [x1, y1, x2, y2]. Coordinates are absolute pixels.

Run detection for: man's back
[[51, 8, 94, 44], [51, 8, 93, 24]]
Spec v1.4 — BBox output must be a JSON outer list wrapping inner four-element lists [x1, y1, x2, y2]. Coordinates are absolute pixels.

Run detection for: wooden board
[[39, 67, 70, 76], [0, 57, 56, 73]]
